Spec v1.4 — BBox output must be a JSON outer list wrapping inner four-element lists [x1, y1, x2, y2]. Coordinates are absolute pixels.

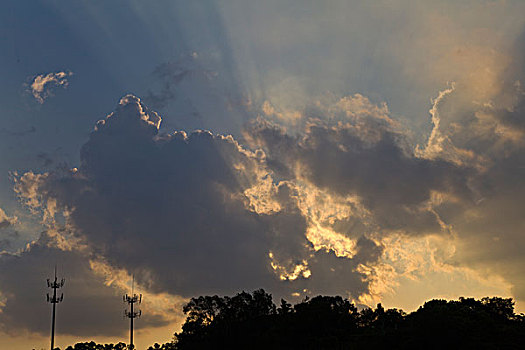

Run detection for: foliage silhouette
[[57, 291, 525, 350], [63, 341, 127, 350], [157, 290, 525, 350]]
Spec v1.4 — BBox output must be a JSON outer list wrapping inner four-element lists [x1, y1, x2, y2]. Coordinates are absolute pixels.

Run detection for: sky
[[1, 0, 525, 349]]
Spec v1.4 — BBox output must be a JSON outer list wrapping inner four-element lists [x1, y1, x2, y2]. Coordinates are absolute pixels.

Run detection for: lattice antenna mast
[[47, 265, 65, 350], [124, 275, 142, 350]]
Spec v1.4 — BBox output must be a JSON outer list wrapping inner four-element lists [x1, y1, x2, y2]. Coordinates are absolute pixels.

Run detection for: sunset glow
[[1, 1, 524, 349]]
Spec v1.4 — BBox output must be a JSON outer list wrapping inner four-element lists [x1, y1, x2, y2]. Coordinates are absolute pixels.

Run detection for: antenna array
[[47, 266, 65, 350], [124, 276, 142, 349], [43, 269, 145, 350]]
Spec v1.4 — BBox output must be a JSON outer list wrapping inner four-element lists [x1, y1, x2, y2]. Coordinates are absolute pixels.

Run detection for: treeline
[[60, 289, 525, 350]]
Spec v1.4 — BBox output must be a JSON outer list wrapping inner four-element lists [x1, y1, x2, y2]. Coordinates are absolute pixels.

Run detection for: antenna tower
[[46, 266, 65, 350], [124, 275, 142, 350]]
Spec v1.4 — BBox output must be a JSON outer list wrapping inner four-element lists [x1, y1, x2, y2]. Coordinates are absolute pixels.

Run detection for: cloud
[[0, 208, 17, 230], [144, 53, 252, 135], [424, 77, 525, 300], [36, 153, 54, 167], [5, 56, 525, 336], [246, 94, 473, 236], [371, 233, 513, 311], [27, 71, 72, 104], [145, 52, 216, 109], [12, 91, 472, 305], [7, 95, 374, 330], [0, 126, 36, 137], [0, 231, 171, 337], [376, 26, 525, 302], [246, 78, 525, 307], [0, 208, 18, 251], [1, 1, 524, 344]]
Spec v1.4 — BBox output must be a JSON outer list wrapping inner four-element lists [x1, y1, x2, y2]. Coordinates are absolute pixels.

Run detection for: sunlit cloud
[[2, 2, 525, 348], [0, 208, 17, 230], [26, 71, 72, 104], [373, 233, 514, 311]]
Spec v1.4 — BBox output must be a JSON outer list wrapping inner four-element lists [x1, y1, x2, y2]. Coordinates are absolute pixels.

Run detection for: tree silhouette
[[161, 290, 525, 349], [58, 292, 525, 350], [63, 341, 127, 350]]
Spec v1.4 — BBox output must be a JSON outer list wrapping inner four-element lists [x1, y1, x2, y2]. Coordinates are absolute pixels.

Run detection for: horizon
[[19, 290, 525, 349]]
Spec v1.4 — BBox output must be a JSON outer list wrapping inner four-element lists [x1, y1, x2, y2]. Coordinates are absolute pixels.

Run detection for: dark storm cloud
[[245, 75, 525, 304], [0, 3, 524, 345], [0, 232, 168, 337], [9, 95, 372, 309], [8, 74, 525, 337], [246, 105, 473, 235]]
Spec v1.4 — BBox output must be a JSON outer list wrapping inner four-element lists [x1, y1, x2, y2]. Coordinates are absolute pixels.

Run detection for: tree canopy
[[62, 341, 127, 350], [57, 290, 525, 350], [162, 290, 525, 350]]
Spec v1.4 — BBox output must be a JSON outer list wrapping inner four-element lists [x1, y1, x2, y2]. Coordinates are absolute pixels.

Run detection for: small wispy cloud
[[27, 71, 72, 104], [0, 126, 36, 137]]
